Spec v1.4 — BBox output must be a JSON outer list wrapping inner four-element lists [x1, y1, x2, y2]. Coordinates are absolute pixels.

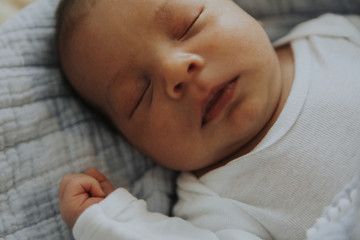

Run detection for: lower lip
[[202, 78, 237, 126]]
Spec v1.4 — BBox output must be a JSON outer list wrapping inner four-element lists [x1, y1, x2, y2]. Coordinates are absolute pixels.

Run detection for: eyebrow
[[153, 0, 173, 25]]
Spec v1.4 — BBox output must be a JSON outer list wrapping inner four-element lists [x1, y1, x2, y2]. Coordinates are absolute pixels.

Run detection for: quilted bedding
[[0, 1, 176, 239], [0, 0, 359, 239]]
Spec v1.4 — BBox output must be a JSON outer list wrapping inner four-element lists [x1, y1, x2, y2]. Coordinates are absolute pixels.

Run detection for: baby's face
[[61, 0, 282, 171]]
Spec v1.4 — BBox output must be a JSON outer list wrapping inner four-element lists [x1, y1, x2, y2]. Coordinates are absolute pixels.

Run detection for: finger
[[85, 168, 115, 196], [59, 174, 81, 200], [60, 174, 105, 198], [85, 168, 108, 182], [78, 175, 106, 198], [62, 174, 105, 198]]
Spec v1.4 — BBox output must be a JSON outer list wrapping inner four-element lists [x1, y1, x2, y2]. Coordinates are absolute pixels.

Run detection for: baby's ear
[[257, 21, 264, 28]]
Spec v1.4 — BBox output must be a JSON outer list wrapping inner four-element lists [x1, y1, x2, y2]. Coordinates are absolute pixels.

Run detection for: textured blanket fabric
[[0, 0, 359, 239], [0, 0, 176, 239], [234, 0, 360, 41]]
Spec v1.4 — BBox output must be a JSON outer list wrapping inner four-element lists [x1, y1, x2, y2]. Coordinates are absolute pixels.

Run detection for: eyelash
[[131, 77, 151, 117], [179, 7, 203, 40]]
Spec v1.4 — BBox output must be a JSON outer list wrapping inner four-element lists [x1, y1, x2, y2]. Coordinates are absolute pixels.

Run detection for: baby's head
[[57, 0, 283, 172]]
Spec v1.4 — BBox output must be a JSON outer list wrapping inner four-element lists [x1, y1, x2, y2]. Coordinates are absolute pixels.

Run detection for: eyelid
[[179, 7, 204, 40], [130, 78, 151, 118]]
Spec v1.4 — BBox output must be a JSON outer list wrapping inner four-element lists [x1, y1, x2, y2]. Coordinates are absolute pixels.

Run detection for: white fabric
[[306, 174, 359, 240], [72, 14, 360, 240], [73, 188, 261, 240]]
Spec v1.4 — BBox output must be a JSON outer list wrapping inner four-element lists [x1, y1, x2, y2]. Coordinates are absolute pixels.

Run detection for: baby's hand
[[59, 168, 115, 228]]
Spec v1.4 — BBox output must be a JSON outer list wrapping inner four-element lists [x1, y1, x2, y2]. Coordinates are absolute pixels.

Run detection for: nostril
[[188, 63, 195, 72], [174, 83, 183, 92]]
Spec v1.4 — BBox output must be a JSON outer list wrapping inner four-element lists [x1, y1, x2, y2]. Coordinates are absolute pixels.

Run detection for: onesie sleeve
[[72, 188, 261, 240]]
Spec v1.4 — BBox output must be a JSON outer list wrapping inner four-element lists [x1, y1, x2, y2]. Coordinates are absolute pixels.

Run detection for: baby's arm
[[58, 168, 115, 228], [68, 175, 262, 240]]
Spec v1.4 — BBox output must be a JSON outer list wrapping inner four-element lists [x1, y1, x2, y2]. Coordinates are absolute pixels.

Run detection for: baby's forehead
[[88, 0, 182, 25]]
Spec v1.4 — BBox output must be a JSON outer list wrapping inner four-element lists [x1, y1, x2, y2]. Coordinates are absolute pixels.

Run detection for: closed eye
[[130, 78, 151, 118], [179, 7, 204, 40]]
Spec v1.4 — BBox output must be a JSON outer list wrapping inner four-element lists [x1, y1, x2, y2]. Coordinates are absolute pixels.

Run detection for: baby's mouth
[[202, 77, 238, 126]]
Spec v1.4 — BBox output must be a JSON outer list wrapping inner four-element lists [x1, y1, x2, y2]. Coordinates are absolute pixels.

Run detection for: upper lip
[[201, 76, 237, 125]]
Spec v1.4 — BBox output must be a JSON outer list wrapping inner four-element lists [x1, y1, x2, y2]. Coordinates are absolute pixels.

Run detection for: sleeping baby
[[56, 0, 360, 239]]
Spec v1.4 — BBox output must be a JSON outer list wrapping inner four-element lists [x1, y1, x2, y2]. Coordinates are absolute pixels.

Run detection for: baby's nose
[[162, 52, 204, 99]]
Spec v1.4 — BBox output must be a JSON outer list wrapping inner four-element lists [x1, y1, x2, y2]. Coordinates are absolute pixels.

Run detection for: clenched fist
[[58, 168, 115, 228]]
